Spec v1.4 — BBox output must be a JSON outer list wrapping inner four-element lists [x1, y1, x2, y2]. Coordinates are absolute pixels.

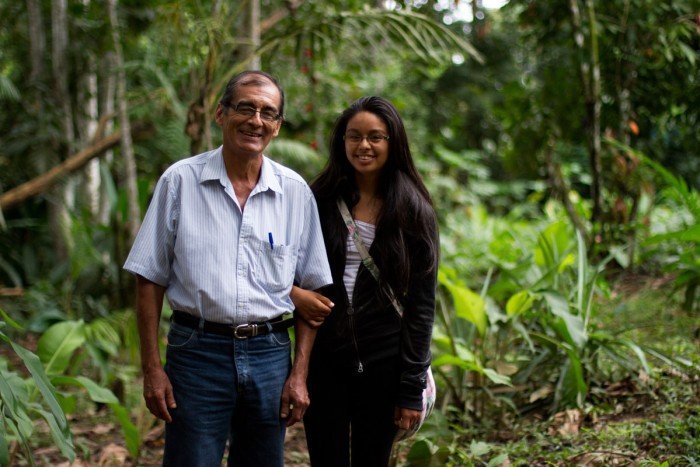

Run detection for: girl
[[292, 96, 439, 466]]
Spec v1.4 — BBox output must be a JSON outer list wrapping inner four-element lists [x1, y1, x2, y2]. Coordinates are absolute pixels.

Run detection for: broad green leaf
[[10, 342, 69, 434], [55, 392, 78, 414], [443, 282, 487, 335], [432, 354, 478, 370], [0, 420, 8, 467], [617, 339, 650, 374], [549, 317, 583, 351], [406, 438, 434, 463], [2, 417, 34, 467], [34, 409, 75, 461], [0, 369, 33, 439], [0, 308, 22, 329], [543, 292, 586, 348], [609, 246, 630, 269], [576, 230, 587, 315], [534, 221, 573, 269], [561, 349, 587, 407], [557, 253, 576, 273], [642, 346, 694, 368], [110, 403, 140, 458], [482, 368, 513, 386], [678, 41, 697, 66], [644, 224, 700, 245], [488, 453, 510, 467], [51, 376, 119, 404], [470, 440, 492, 456], [506, 290, 535, 317], [37, 320, 85, 375], [513, 320, 535, 352], [455, 343, 477, 363], [84, 319, 121, 357]]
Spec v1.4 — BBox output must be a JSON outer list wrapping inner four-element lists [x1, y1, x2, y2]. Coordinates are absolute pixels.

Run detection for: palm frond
[[266, 139, 325, 180], [210, 8, 483, 108], [0, 76, 20, 102]]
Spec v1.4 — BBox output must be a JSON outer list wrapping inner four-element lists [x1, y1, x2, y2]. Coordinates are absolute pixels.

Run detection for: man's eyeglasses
[[224, 103, 282, 123], [343, 133, 390, 145]]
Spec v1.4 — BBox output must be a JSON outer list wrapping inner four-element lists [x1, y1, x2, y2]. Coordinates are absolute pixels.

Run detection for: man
[[124, 71, 333, 466]]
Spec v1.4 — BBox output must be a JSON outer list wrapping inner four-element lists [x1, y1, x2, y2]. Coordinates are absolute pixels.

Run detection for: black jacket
[[310, 197, 438, 410]]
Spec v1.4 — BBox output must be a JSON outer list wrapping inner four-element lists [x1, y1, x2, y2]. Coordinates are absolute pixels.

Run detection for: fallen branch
[[568, 449, 637, 464], [0, 287, 23, 297], [0, 123, 150, 212]]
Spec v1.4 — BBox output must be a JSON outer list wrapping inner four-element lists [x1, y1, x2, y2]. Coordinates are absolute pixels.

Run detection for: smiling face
[[215, 80, 282, 160], [344, 111, 390, 181]]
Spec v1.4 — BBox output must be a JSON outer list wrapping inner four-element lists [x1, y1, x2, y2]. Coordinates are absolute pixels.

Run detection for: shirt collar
[[200, 147, 226, 185], [255, 156, 283, 195], [200, 147, 282, 195]]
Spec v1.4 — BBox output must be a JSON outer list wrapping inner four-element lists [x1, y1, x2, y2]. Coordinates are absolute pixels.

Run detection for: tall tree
[[80, 0, 101, 217], [243, 0, 261, 70], [26, 0, 45, 87], [50, 0, 75, 261], [569, 0, 603, 225], [108, 0, 140, 243]]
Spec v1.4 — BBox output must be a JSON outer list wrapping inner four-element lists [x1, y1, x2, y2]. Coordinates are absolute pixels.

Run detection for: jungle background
[[0, 0, 698, 465]]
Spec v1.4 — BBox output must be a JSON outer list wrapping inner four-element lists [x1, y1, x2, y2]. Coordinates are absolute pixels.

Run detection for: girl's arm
[[290, 285, 334, 328]]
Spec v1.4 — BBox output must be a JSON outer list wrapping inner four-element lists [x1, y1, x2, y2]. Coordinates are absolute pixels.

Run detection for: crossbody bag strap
[[337, 198, 404, 318]]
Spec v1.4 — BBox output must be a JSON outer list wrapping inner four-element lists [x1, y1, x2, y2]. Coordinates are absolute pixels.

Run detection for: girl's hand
[[394, 406, 422, 431], [290, 286, 334, 327]]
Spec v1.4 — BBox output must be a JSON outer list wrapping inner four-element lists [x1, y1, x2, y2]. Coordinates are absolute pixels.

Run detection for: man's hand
[[290, 286, 334, 327], [280, 371, 309, 427], [394, 406, 422, 431], [143, 365, 177, 423]]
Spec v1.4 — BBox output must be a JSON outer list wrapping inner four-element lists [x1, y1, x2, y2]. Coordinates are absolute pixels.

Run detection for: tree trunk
[[185, 0, 222, 155], [80, 1, 101, 218], [26, 0, 46, 87], [244, 0, 261, 69], [585, 0, 603, 224], [569, 0, 603, 241], [108, 0, 140, 244], [99, 52, 117, 225], [616, 0, 639, 267], [51, 0, 74, 261]]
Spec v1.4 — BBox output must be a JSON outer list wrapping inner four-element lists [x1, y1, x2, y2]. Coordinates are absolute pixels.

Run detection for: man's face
[[215, 81, 282, 159]]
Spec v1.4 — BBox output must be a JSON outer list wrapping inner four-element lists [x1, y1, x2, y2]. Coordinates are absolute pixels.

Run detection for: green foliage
[[0, 0, 698, 462], [607, 138, 700, 311], [0, 311, 141, 464], [415, 204, 669, 466], [0, 314, 74, 465], [266, 138, 326, 181]]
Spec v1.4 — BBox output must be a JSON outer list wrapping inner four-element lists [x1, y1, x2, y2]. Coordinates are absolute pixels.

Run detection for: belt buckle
[[233, 323, 257, 339]]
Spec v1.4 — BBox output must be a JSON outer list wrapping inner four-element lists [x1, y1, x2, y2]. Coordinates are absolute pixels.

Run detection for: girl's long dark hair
[[312, 96, 438, 297]]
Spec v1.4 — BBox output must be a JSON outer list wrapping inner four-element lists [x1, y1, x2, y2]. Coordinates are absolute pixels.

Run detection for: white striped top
[[343, 220, 376, 303], [124, 147, 332, 324]]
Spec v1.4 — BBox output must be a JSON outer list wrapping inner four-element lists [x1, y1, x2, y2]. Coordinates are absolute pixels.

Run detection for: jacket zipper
[[347, 304, 363, 373]]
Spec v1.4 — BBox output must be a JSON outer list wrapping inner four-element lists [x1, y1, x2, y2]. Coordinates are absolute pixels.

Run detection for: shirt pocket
[[255, 239, 294, 292]]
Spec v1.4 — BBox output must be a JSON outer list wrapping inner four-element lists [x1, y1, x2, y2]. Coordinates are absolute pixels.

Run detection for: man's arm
[[280, 316, 317, 426], [136, 274, 176, 423]]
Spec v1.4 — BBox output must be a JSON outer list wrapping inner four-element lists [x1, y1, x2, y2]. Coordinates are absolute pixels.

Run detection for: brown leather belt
[[172, 310, 294, 339]]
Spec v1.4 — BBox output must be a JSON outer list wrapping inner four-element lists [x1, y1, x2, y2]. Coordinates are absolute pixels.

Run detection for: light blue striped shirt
[[124, 146, 332, 324]]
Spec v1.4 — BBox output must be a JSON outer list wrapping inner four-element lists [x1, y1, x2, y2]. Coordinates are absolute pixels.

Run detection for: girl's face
[[344, 111, 389, 180]]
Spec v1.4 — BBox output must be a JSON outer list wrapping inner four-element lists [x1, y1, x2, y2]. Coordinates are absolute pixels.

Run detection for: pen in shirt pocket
[[268, 232, 274, 250]]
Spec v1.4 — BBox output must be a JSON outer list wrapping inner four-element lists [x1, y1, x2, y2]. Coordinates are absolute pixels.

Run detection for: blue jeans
[[162, 320, 291, 467]]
